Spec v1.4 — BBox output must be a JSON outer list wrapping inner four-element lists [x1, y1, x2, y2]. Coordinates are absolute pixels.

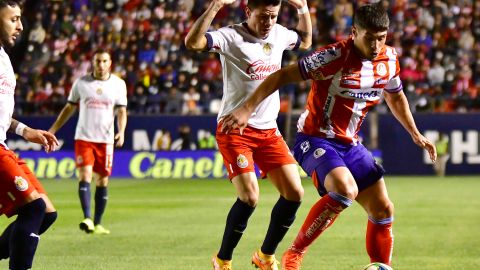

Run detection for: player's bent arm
[[289, 0, 312, 49], [384, 91, 437, 161], [185, 0, 228, 51], [48, 102, 78, 134], [9, 118, 59, 152]]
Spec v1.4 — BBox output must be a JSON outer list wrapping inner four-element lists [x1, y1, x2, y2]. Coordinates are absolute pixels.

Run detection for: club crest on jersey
[[263, 43, 273, 55], [14, 176, 29, 192], [376, 63, 387, 76], [236, 154, 249, 168], [96, 88, 103, 95], [313, 148, 326, 159]]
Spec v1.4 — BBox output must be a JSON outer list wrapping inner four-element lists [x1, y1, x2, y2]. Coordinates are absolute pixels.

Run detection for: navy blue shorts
[[293, 133, 385, 196]]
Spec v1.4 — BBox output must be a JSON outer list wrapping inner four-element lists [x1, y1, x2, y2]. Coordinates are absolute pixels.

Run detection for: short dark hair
[[353, 2, 390, 32], [247, 0, 281, 9], [93, 48, 111, 57], [0, 0, 20, 9]]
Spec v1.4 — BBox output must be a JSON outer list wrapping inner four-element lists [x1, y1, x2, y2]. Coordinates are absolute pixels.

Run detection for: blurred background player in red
[[48, 49, 128, 235], [185, 0, 312, 269], [0, 1, 59, 269], [222, 2, 437, 270]]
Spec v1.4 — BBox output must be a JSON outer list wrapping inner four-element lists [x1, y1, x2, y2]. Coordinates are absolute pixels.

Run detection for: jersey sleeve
[[116, 79, 128, 106], [277, 24, 301, 51], [205, 26, 232, 53], [297, 44, 343, 80], [385, 56, 403, 93], [67, 79, 80, 103]]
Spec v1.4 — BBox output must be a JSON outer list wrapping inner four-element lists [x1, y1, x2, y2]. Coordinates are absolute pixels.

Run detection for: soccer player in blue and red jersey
[[222, 2, 437, 269], [0, 1, 59, 269]]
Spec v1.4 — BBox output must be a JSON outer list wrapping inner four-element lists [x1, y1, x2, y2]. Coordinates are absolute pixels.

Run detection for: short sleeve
[[385, 57, 402, 93], [68, 79, 80, 103], [116, 79, 128, 106], [298, 45, 342, 80], [277, 24, 301, 51], [205, 27, 232, 53]]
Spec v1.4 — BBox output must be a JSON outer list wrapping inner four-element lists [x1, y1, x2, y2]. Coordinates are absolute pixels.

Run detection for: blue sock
[[1, 211, 56, 261], [94, 186, 108, 225], [39, 212, 57, 235], [9, 198, 46, 270], [0, 222, 14, 260], [218, 198, 255, 260], [261, 196, 301, 255], [78, 182, 91, 219]]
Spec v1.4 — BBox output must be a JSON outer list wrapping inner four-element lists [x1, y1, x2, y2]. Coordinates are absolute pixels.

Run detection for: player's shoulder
[[109, 73, 125, 82]]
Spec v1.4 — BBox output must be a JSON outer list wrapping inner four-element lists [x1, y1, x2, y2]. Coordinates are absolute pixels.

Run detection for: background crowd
[[10, 0, 480, 116]]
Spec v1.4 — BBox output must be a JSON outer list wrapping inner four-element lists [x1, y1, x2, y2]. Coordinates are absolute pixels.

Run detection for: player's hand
[[221, 106, 251, 135], [23, 128, 59, 153], [114, 133, 125, 147], [412, 133, 437, 163], [286, 0, 307, 9]]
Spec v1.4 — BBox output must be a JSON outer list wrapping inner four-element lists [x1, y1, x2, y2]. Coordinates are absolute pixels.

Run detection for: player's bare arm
[[185, 0, 236, 51], [9, 118, 59, 153], [287, 0, 312, 49], [383, 91, 437, 162], [221, 63, 304, 134], [48, 102, 78, 134], [115, 106, 127, 147]]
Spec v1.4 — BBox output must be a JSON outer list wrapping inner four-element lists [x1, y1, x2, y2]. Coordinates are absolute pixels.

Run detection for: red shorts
[[75, 140, 113, 176], [216, 125, 296, 179], [0, 145, 46, 217]]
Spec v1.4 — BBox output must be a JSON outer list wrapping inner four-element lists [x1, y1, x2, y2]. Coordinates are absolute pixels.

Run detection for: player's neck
[[92, 72, 111, 81]]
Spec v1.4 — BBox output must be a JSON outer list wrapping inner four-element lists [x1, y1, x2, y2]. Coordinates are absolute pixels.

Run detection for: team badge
[[376, 63, 387, 76], [76, 155, 84, 164], [263, 43, 272, 56], [14, 176, 29, 192], [300, 141, 310, 153], [96, 88, 103, 95], [236, 154, 249, 169], [313, 148, 326, 159]]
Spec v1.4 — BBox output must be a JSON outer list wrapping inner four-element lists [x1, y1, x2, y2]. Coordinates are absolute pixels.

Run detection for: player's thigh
[[356, 178, 394, 219], [19, 158, 56, 212], [231, 172, 259, 206], [323, 166, 358, 199], [0, 153, 42, 217], [267, 164, 303, 201], [216, 129, 256, 180], [92, 143, 113, 177]]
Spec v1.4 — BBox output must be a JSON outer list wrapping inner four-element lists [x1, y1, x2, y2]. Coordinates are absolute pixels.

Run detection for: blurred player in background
[[49, 49, 127, 235], [221, 2, 437, 269], [0, 1, 59, 269], [185, 0, 312, 269]]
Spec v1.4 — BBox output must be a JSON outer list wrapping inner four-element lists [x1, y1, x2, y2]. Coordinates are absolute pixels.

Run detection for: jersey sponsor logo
[[340, 89, 380, 100], [246, 60, 281, 81], [236, 154, 249, 168], [303, 47, 341, 73], [376, 63, 387, 76], [14, 176, 29, 192], [313, 148, 326, 158], [375, 78, 389, 85], [300, 141, 310, 153], [341, 79, 359, 86], [263, 43, 273, 55], [85, 97, 111, 109]]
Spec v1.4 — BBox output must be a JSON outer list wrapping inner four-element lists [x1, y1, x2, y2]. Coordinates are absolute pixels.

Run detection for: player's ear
[[351, 26, 358, 39], [245, 6, 251, 19]]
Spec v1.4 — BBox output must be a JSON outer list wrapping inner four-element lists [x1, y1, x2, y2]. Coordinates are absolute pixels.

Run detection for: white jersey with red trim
[[297, 38, 402, 144], [0, 47, 16, 147], [68, 74, 127, 144], [206, 22, 300, 129]]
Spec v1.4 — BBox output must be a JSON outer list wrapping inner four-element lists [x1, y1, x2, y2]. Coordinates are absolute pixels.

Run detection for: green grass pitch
[[1, 176, 480, 270]]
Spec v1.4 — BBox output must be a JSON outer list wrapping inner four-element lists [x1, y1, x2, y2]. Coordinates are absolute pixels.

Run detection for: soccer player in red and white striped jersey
[[222, 2, 437, 269]]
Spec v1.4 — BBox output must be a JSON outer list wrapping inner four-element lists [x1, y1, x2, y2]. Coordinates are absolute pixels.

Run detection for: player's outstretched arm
[[286, 0, 312, 49], [185, 0, 235, 51], [221, 63, 304, 134], [384, 91, 437, 162], [115, 106, 127, 147], [48, 102, 77, 134], [9, 119, 59, 153]]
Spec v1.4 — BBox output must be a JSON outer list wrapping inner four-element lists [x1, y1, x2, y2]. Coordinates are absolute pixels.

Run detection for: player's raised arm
[[287, 0, 312, 49], [383, 91, 437, 162], [48, 102, 78, 134], [221, 63, 304, 134], [185, 0, 236, 51]]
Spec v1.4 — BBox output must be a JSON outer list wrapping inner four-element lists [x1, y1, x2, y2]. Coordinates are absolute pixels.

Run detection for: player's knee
[[239, 193, 258, 207], [285, 185, 304, 202], [371, 200, 394, 219], [336, 184, 358, 200]]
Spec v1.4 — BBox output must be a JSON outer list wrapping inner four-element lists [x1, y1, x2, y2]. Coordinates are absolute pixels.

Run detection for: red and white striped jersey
[[297, 37, 402, 144]]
